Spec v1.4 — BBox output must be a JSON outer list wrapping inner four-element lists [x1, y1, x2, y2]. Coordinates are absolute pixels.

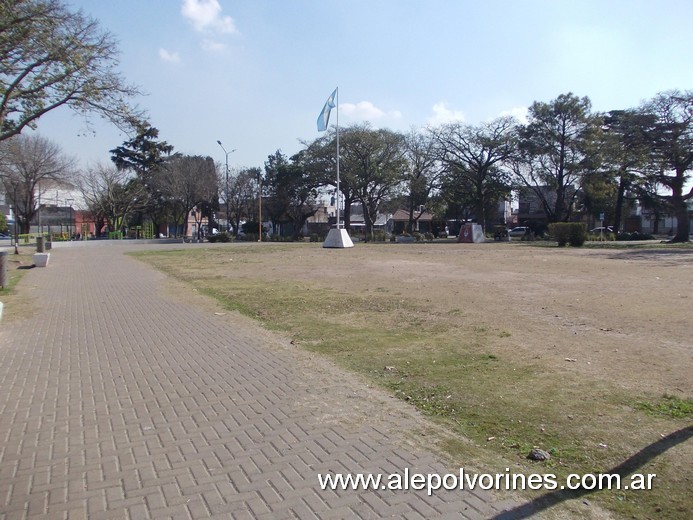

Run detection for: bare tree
[[1, 0, 144, 142], [403, 129, 444, 233], [0, 134, 75, 233], [431, 116, 517, 231], [152, 155, 218, 238], [226, 167, 261, 235], [78, 163, 148, 236]]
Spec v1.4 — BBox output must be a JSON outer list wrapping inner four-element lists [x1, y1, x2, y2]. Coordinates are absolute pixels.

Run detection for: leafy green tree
[[439, 169, 481, 223], [263, 150, 321, 239], [514, 93, 601, 222], [599, 109, 656, 232], [340, 125, 407, 241], [639, 90, 692, 242], [110, 121, 173, 179], [0, 0, 143, 142], [0, 213, 8, 234], [110, 120, 173, 230], [432, 116, 516, 230], [580, 168, 619, 226], [300, 129, 359, 230]]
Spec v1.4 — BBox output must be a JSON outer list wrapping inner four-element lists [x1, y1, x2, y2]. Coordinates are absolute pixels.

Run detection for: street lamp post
[[216, 140, 236, 233], [11, 182, 19, 254], [257, 172, 262, 242]]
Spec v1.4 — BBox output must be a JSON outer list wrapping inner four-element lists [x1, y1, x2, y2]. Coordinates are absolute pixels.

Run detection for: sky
[[31, 0, 693, 175]]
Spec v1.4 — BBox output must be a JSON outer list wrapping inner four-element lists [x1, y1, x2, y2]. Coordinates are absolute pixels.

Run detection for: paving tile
[[0, 243, 524, 519]]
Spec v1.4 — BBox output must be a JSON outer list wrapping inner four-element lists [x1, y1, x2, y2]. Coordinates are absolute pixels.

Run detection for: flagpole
[[319, 87, 352, 248], [336, 87, 340, 228]]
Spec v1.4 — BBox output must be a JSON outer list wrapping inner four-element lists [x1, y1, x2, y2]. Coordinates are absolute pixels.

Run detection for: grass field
[[0, 250, 35, 322], [132, 241, 692, 519]]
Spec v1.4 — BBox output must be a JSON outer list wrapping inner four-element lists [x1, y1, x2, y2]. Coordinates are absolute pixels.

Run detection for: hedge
[[547, 222, 587, 247]]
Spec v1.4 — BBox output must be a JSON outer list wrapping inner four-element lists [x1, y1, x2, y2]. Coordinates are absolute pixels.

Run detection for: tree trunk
[[613, 172, 628, 234], [671, 194, 690, 242], [362, 202, 373, 242], [342, 194, 354, 231]]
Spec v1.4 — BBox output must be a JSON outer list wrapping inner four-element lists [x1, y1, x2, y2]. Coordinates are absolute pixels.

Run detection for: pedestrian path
[[0, 243, 525, 519]]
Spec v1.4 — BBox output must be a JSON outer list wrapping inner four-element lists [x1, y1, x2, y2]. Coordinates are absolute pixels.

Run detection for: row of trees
[[1, 89, 691, 242], [1, 2, 691, 241], [253, 90, 692, 242]]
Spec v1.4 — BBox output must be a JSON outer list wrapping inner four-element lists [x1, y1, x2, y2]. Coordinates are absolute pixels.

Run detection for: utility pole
[[216, 140, 236, 233]]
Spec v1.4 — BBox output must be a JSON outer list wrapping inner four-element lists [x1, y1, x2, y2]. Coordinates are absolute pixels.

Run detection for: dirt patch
[[243, 243, 691, 398], [135, 242, 693, 519]]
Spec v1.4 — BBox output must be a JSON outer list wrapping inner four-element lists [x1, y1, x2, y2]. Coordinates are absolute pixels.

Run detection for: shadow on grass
[[493, 426, 693, 519], [608, 247, 693, 258]]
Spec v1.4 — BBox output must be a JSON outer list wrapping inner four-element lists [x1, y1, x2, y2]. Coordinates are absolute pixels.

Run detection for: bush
[[616, 231, 654, 241], [208, 232, 231, 243], [371, 230, 389, 242], [239, 233, 259, 242], [587, 232, 616, 241], [548, 223, 587, 247], [268, 234, 294, 242]]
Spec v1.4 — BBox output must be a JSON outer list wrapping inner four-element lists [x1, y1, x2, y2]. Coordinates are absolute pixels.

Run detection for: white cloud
[[158, 48, 181, 63], [340, 101, 402, 122], [427, 102, 465, 125], [200, 39, 226, 52], [499, 106, 529, 124], [181, 0, 236, 33]]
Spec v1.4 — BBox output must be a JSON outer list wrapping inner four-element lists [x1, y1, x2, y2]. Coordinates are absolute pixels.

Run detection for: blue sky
[[34, 0, 693, 173]]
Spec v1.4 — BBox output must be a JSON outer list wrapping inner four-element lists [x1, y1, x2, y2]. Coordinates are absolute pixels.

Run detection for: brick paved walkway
[[0, 243, 526, 519]]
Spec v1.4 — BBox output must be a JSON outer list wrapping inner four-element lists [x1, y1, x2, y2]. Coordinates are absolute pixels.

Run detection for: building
[[388, 209, 439, 235]]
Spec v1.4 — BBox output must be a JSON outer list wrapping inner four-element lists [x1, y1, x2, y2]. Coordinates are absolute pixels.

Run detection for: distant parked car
[[590, 226, 614, 233], [508, 226, 530, 237]]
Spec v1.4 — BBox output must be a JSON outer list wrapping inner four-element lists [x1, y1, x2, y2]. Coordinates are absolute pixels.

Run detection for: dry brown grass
[[0, 251, 37, 323], [134, 241, 692, 519]]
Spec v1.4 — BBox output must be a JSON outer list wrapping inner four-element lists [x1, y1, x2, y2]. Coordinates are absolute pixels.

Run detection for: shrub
[[587, 232, 616, 241], [372, 230, 389, 242], [548, 223, 587, 247], [268, 234, 294, 242], [617, 231, 654, 241], [309, 233, 320, 242], [208, 232, 231, 243], [245, 233, 260, 242]]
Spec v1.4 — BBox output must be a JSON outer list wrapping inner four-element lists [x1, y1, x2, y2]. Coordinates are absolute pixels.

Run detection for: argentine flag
[[317, 88, 337, 132]]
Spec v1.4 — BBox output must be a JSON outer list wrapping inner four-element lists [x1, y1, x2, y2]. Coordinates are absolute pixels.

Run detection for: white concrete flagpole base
[[322, 227, 354, 248]]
